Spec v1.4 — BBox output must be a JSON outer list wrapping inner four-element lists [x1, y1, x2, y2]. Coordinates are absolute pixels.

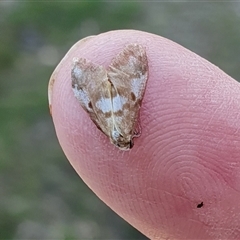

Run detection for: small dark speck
[[131, 92, 136, 101], [197, 202, 204, 208], [88, 102, 93, 109]]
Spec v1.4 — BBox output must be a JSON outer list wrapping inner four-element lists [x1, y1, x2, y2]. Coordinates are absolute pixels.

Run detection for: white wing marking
[[95, 97, 112, 113], [112, 95, 128, 112]]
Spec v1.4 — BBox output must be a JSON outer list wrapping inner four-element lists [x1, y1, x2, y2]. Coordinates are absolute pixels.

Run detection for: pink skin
[[48, 30, 240, 239]]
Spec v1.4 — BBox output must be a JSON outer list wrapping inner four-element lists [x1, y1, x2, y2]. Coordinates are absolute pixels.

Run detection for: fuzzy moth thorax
[[110, 128, 134, 150]]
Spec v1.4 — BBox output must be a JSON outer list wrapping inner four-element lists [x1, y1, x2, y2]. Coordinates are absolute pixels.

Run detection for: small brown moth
[[71, 44, 148, 150]]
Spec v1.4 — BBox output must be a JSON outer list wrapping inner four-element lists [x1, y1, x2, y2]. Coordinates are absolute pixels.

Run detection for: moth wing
[[107, 44, 148, 135], [71, 58, 113, 136]]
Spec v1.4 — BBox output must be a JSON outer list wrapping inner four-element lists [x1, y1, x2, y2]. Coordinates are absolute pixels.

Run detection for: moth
[[71, 43, 148, 150]]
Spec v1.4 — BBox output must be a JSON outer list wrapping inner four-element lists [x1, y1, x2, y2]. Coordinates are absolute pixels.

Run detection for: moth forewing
[[71, 44, 148, 150], [72, 58, 107, 112], [107, 44, 148, 147], [71, 58, 113, 137]]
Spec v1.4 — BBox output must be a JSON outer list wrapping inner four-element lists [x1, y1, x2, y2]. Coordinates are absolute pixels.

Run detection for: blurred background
[[1, 2, 240, 239]]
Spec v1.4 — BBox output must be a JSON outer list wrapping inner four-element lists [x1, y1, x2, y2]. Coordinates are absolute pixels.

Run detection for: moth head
[[111, 129, 133, 150]]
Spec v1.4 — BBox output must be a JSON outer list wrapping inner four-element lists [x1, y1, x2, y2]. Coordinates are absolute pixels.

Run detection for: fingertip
[[49, 30, 240, 239]]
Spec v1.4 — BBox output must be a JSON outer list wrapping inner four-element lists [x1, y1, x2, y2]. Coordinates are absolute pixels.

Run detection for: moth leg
[[133, 120, 142, 138]]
